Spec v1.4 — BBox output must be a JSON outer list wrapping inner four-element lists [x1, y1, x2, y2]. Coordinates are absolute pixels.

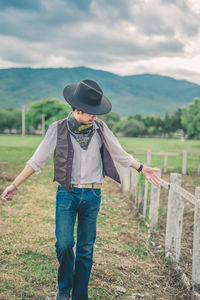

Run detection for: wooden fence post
[[149, 169, 161, 228], [143, 163, 149, 217], [182, 151, 187, 175], [137, 180, 144, 213], [41, 114, 45, 136], [192, 187, 200, 293], [22, 104, 25, 136], [143, 153, 151, 216], [165, 173, 184, 262], [130, 168, 138, 203], [147, 149, 151, 165], [164, 153, 168, 173], [120, 165, 131, 193], [197, 157, 200, 176], [143, 180, 148, 217]]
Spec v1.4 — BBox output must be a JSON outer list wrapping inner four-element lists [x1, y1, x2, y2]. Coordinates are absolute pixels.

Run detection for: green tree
[[0, 108, 21, 132], [162, 113, 173, 136], [99, 111, 121, 133], [26, 99, 71, 131], [181, 98, 200, 138], [143, 115, 163, 135], [120, 117, 146, 137]]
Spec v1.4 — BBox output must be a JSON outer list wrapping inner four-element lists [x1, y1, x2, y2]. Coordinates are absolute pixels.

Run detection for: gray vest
[[53, 118, 121, 190]]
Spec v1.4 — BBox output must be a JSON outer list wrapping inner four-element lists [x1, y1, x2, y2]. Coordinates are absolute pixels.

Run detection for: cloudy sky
[[1, 0, 200, 84]]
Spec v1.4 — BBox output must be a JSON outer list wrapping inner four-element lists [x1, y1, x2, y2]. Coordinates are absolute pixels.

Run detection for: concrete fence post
[[165, 173, 184, 262], [149, 169, 161, 228], [192, 187, 200, 293], [182, 150, 187, 175]]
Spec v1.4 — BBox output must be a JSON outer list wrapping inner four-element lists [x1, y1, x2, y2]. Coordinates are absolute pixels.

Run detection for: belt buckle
[[77, 184, 85, 188]]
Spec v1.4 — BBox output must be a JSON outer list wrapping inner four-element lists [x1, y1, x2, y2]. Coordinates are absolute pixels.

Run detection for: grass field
[[0, 134, 200, 299], [118, 136, 200, 154], [118, 137, 200, 173], [0, 135, 43, 165], [0, 134, 199, 172]]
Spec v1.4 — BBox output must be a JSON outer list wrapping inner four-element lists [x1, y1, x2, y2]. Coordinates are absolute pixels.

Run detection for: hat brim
[[63, 83, 112, 115]]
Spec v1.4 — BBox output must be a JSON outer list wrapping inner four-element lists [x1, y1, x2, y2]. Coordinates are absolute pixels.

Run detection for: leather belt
[[70, 183, 102, 189]]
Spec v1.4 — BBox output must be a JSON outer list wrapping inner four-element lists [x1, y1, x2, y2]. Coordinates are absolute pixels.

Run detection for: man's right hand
[[1, 164, 35, 201], [1, 184, 17, 201]]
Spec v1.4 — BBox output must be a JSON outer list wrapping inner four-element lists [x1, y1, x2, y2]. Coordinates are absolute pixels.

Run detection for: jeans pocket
[[92, 188, 101, 197], [56, 186, 74, 195], [56, 185, 67, 193], [56, 190, 74, 209]]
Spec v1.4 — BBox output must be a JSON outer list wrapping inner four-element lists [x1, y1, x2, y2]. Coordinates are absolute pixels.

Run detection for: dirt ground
[[0, 163, 199, 299], [92, 176, 197, 299]]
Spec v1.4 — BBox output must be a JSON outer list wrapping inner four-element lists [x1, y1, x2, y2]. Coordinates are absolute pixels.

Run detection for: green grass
[[118, 137, 200, 154], [0, 134, 197, 299], [0, 134, 43, 147], [118, 137, 200, 173], [0, 134, 43, 165], [1, 134, 199, 170]]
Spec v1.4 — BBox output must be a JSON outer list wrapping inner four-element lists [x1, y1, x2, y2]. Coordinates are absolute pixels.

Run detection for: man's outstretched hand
[[142, 166, 161, 185]]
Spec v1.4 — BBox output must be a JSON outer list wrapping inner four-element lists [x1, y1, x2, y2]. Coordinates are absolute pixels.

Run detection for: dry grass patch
[[1, 162, 199, 299]]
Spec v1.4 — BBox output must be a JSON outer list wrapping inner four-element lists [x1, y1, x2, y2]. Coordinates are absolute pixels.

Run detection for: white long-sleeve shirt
[[27, 118, 135, 184]]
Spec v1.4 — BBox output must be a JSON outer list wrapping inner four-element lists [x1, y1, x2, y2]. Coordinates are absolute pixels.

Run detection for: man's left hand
[[142, 166, 161, 185]]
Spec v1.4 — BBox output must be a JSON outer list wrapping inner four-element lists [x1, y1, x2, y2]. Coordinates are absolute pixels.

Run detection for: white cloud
[[35, 55, 75, 68], [101, 55, 200, 84], [0, 0, 200, 84], [186, 0, 200, 13]]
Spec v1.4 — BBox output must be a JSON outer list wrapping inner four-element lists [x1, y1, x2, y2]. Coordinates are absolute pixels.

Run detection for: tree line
[[0, 97, 199, 139]]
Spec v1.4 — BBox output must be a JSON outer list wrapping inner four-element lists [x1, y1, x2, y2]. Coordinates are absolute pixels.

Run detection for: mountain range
[[0, 66, 200, 116]]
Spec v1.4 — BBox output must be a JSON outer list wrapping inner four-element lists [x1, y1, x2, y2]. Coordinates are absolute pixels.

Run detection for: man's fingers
[[2, 194, 13, 201], [151, 175, 161, 185], [145, 173, 161, 185], [1, 190, 8, 200], [152, 174, 161, 184], [1, 188, 16, 200], [152, 168, 161, 173], [150, 178, 159, 185], [1, 193, 10, 201], [142, 166, 162, 185]]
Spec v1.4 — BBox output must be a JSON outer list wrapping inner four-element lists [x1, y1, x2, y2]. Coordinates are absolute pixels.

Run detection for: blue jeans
[[55, 186, 101, 300]]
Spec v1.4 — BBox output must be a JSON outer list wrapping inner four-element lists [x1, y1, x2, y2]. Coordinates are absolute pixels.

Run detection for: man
[[1, 79, 160, 300]]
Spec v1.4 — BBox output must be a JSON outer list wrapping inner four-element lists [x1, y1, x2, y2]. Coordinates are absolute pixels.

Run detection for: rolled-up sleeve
[[27, 121, 57, 173], [102, 121, 135, 167]]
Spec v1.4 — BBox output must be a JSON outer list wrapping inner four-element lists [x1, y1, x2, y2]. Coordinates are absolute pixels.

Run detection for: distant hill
[[0, 67, 200, 116]]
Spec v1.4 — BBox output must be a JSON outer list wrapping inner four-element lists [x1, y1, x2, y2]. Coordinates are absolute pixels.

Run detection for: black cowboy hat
[[63, 79, 112, 115]]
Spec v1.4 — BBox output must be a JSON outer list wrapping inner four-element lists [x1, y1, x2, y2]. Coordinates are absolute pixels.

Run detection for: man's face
[[74, 110, 97, 125]]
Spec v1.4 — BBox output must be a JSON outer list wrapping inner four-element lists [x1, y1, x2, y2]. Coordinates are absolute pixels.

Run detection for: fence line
[[116, 162, 200, 297], [132, 149, 200, 175]]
